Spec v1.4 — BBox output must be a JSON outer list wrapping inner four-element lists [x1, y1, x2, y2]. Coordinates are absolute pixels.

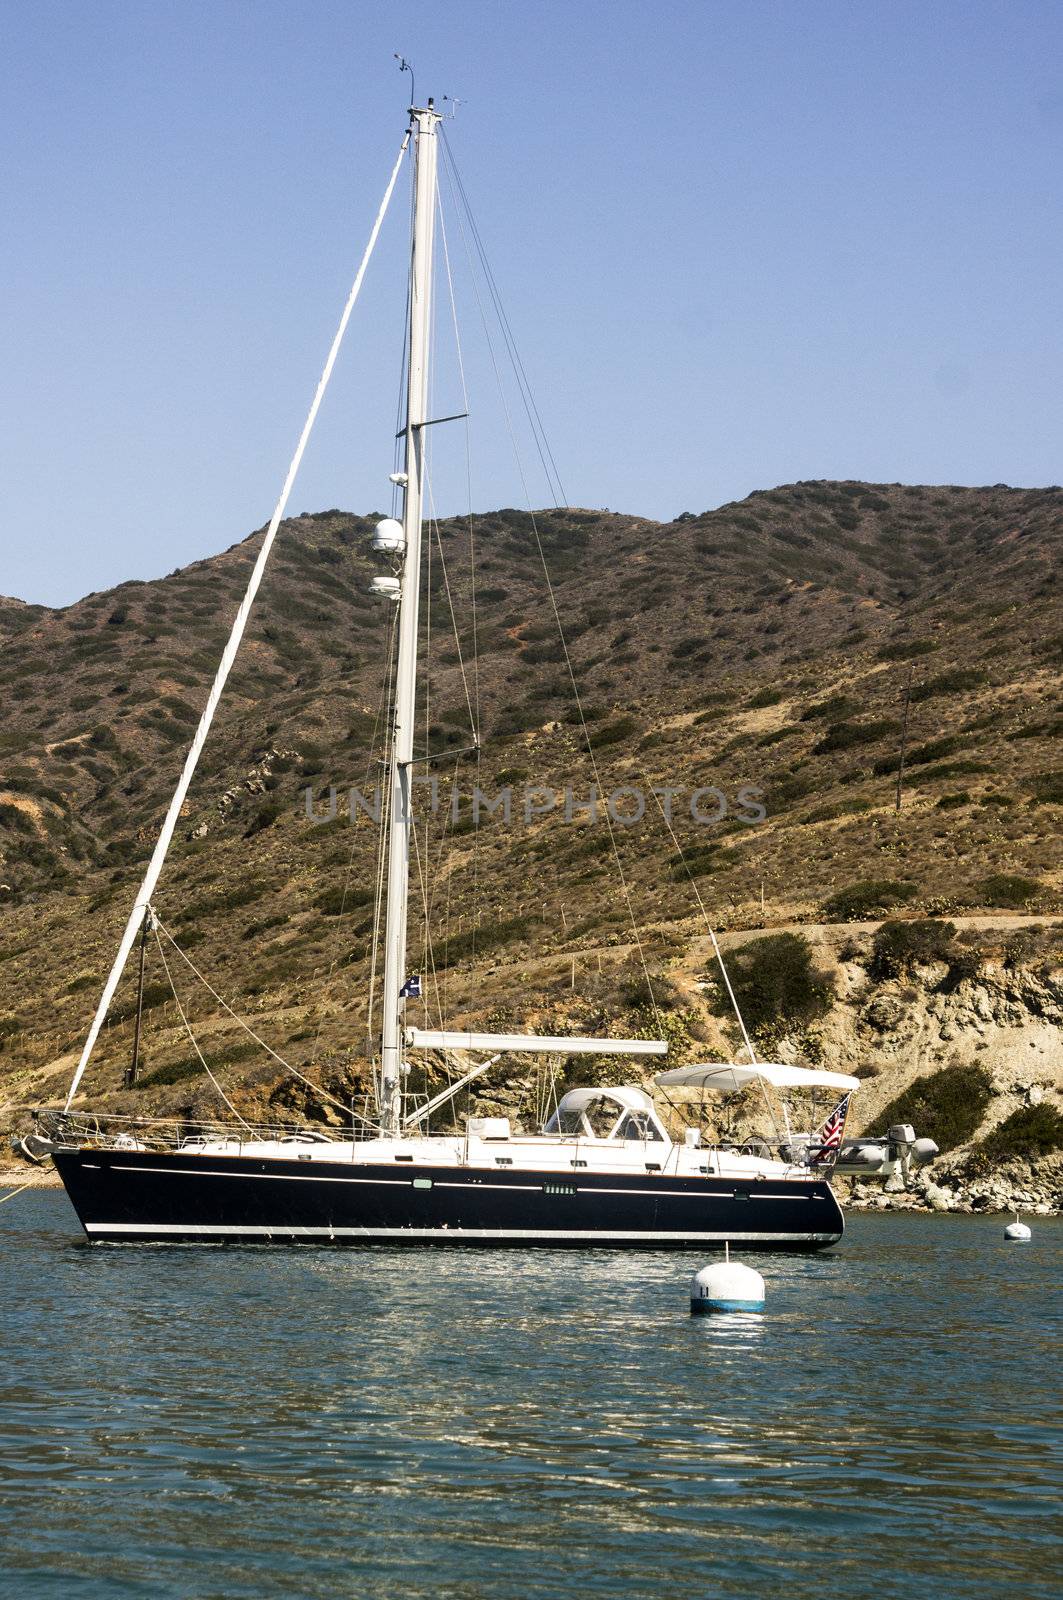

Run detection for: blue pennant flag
[[399, 974, 422, 999]]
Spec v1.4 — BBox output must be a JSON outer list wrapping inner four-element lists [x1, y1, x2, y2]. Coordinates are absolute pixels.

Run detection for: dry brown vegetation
[[1, 480, 1061, 1132]]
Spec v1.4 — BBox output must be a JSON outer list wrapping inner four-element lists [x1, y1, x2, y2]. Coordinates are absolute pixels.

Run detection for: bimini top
[[655, 1062, 861, 1094]]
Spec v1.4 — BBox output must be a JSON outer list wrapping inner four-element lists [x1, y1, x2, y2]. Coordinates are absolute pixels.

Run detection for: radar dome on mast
[[369, 574, 401, 600], [372, 517, 405, 554]]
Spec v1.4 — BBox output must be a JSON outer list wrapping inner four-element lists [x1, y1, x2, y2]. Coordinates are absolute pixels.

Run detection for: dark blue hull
[[52, 1148, 844, 1250]]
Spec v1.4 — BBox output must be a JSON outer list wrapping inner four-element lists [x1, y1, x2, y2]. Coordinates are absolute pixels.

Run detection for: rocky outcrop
[[697, 926, 1063, 1212], [847, 1156, 1063, 1215]]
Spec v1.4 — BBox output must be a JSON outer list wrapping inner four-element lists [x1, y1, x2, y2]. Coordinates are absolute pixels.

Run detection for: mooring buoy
[[690, 1243, 766, 1314], [1004, 1214, 1032, 1242]]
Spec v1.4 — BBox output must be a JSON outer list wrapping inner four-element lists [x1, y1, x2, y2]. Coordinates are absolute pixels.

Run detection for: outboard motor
[[883, 1124, 939, 1189], [888, 1123, 915, 1165], [790, 1122, 940, 1186]]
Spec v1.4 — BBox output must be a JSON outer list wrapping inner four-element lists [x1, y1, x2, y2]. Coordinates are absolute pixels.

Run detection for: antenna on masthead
[[393, 52, 415, 107]]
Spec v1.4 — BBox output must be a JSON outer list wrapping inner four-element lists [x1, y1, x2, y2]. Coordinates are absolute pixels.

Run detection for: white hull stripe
[[589, 1187, 815, 1201], [435, 1181, 542, 1192], [108, 1165, 822, 1197], [84, 1222, 840, 1242], [118, 1165, 412, 1187]]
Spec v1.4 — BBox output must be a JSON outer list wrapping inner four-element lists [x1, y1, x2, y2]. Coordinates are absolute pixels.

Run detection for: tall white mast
[[379, 102, 442, 1133]]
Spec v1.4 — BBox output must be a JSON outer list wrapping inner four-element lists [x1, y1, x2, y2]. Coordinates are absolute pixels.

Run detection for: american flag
[[810, 1094, 851, 1164]]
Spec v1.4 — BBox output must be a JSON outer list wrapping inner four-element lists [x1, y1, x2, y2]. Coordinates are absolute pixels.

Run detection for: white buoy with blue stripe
[[1004, 1214, 1032, 1242], [690, 1243, 766, 1314]]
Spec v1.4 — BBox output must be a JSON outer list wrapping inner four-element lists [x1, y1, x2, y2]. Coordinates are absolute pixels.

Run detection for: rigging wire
[[440, 126, 566, 507], [153, 916, 356, 1118], [425, 479, 479, 738], [309, 600, 399, 1075], [438, 135, 664, 1036], [643, 783, 780, 1140], [63, 128, 412, 1110], [152, 924, 254, 1130], [437, 191, 485, 964], [437, 192, 482, 742]]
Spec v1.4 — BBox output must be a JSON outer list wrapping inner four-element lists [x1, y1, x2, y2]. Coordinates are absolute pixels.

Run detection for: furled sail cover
[[655, 1062, 861, 1093], [407, 1030, 667, 1056]]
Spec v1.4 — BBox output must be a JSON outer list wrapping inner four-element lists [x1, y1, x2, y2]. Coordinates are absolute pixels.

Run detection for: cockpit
[[543, 1087, 670, 1144]]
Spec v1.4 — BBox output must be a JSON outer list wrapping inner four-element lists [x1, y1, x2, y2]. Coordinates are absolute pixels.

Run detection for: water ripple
[[1, 1195, 1060, 1599]]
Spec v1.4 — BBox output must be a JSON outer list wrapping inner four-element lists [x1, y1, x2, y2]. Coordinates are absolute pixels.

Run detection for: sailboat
[[36, 100, 887, 1249]]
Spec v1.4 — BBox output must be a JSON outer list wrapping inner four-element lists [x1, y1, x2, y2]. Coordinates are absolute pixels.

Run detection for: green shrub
[[157, 696, 199, 724], [907, 759, 990, 784], [878, 639, 939, 661], [1028, 770, 1063, 804], [669, 844, 718, 879], [315, 885, 374, 916], [771, 773, 816, 805], [801, 798, 874, 825], [0, 1015, 23, 1052], [906, 735, 965, 767], [814, 719, 900, 754], [0, 802, 35, 835], [746, 687, 783, 709], [976, 874, 1045, 909], [64, 971, 99, 994], [672, 636, 710, 660], [591, 716, 639, 748], [245, 799, 284, 836], [712, 932, 833, 1037], [822, 880, 917, 919], [909, 668, 986, 703], [493, 704, 546, 737], [138, 1039, 262, 1089], [874, 1063, 992, 1153], [173, 881, 271, 924], [937, 792, 970, 809], [1005, 718, 1063, 741], [978, 1103, 1063, 1161], [440, 914, 543, 965], [800, 694, 859, 722], [242, 913, 290, 940], [568, 831, 614, 861], [870, 919, 956, 977], [524, 640, 565, 665], [107, 983, 173, 1026]]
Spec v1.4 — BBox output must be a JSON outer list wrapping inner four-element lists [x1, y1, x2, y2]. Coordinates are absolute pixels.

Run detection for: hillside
[[1, 480, 1061, 1184]]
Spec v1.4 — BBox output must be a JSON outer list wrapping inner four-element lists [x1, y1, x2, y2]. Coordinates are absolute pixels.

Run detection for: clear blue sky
[[1, 0, 1060, 606]]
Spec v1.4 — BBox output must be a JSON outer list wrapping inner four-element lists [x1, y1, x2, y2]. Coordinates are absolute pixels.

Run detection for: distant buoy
[[1004, 1215, 1032, 1242], [690, 1244, 765, 1314]]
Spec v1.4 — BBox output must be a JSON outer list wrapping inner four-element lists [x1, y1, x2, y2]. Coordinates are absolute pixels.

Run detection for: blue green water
[[1, 1191, 1059, 1599]]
